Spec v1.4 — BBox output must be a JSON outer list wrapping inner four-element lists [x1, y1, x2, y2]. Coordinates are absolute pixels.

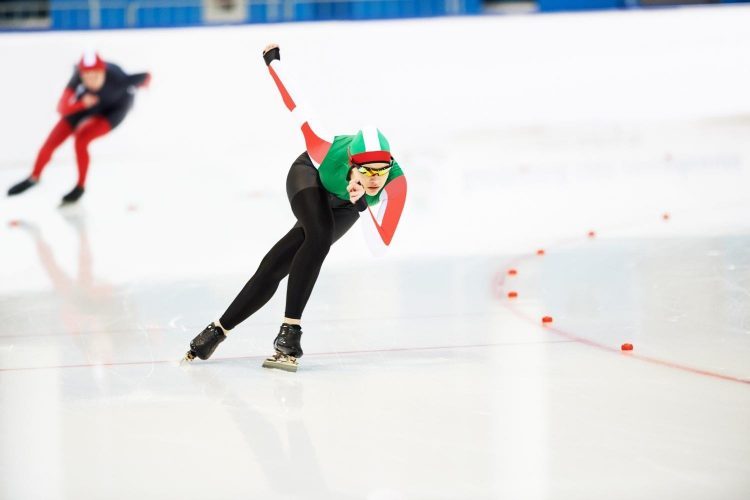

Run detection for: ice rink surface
[[1, 6, 750, 499]]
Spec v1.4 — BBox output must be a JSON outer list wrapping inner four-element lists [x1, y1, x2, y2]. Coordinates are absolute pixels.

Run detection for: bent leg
[[284, 187, 335, 320], [219, 153, 361, 328], [73, 117, 111, 187]]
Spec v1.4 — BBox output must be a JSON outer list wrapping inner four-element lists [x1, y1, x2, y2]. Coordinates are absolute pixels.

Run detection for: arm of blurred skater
[[127, 72, 151, 88], [57, 72, 88, 115]]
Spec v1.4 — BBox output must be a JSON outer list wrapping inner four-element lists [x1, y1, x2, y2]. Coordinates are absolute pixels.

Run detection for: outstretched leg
[[8, 119, 73, 196], [284, 187, 335, 320], [32, 119, 74, 180]]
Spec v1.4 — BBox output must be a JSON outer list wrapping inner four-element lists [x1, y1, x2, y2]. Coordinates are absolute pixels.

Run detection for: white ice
[[1, 6, 750, 500]]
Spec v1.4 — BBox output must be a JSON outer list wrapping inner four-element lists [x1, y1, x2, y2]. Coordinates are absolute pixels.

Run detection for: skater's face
[[81, 69, 106, 92], [351, 162, 390, 196]]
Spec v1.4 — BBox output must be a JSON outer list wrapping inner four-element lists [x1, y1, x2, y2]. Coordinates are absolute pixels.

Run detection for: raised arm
[[262, 44, 332, 165]]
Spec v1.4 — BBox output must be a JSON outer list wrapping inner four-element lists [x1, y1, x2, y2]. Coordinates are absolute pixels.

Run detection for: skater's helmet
[[348, 127, 392, 166], [78, 50, 106, 72]]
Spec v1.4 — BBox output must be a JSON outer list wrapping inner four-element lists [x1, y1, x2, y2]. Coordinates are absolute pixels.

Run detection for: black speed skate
[[181, 323, 227, 364], [61, 186, 85, 205], [7, 177, 37, 196], [262, 323, 303, 372]]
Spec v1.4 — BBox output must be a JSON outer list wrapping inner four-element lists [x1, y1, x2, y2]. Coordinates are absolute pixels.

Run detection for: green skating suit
[[318, 135, 404, 206]]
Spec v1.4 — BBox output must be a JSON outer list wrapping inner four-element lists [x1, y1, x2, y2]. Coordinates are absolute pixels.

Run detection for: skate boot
[[61, 186, 85, 205], [181, 323, 227, 364], [7, 177, 38, 196], [262, 323, 303, 372]]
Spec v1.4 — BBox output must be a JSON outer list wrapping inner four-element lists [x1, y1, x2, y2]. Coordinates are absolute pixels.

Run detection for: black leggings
[[219, 153, 360, 329]]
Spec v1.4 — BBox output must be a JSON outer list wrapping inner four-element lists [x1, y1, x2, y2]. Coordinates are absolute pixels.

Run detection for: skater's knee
[[73, 135, 90, 153], [304, 231, 333, 257], [259, 265, 291, 286]]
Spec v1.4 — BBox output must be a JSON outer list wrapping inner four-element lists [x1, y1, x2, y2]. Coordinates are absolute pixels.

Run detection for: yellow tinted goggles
[[356, 165, 392, 177]]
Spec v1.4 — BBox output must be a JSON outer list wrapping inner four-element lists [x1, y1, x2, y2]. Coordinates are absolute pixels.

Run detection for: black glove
[[355, 196, 368, 212], [263, 46, 280, 66]]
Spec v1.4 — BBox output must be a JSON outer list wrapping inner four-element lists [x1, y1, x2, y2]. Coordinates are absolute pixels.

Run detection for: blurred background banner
[[203, 0, 247, 23], [0, 0, 482, 29], [1, 0, 748, 30]]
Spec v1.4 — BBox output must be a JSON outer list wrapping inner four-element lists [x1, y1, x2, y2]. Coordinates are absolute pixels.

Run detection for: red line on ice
[[492, 225, 750, 387]]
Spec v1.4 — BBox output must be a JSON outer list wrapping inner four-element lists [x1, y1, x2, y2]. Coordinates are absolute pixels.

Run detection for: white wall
[[1, 6, 749, 289], [1, 6, 749, 170]]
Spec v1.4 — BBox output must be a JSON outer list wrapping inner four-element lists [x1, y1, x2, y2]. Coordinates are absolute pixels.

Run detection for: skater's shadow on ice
[[184, 367, 362, 499]]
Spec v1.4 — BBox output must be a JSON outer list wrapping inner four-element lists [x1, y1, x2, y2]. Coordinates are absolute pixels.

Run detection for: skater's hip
[[64, 96, 134, 131], [286, 151, 357, 213], [286, 151, 321, 201]]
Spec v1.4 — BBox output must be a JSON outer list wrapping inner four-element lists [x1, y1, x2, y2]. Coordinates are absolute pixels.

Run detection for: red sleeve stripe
[[267, 65, 296, 112], [301, 122, 332, 165], [368, 175, 407, 246], [56, 87, 85, 116]]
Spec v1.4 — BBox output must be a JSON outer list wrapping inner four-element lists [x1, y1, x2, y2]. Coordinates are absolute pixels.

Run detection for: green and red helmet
[[348, 127, 392, 166]]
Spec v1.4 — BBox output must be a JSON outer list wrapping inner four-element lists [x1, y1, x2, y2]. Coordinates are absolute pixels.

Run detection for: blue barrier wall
[[537, 0, 747, 12], [48, 0, 481, 30], [537, 0, 626, 11]]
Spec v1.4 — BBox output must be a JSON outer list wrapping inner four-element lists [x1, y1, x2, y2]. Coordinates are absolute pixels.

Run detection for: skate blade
[[262, 357, 298, 372], [58, 200, 82, 210], [180, 351, 195, 366]]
